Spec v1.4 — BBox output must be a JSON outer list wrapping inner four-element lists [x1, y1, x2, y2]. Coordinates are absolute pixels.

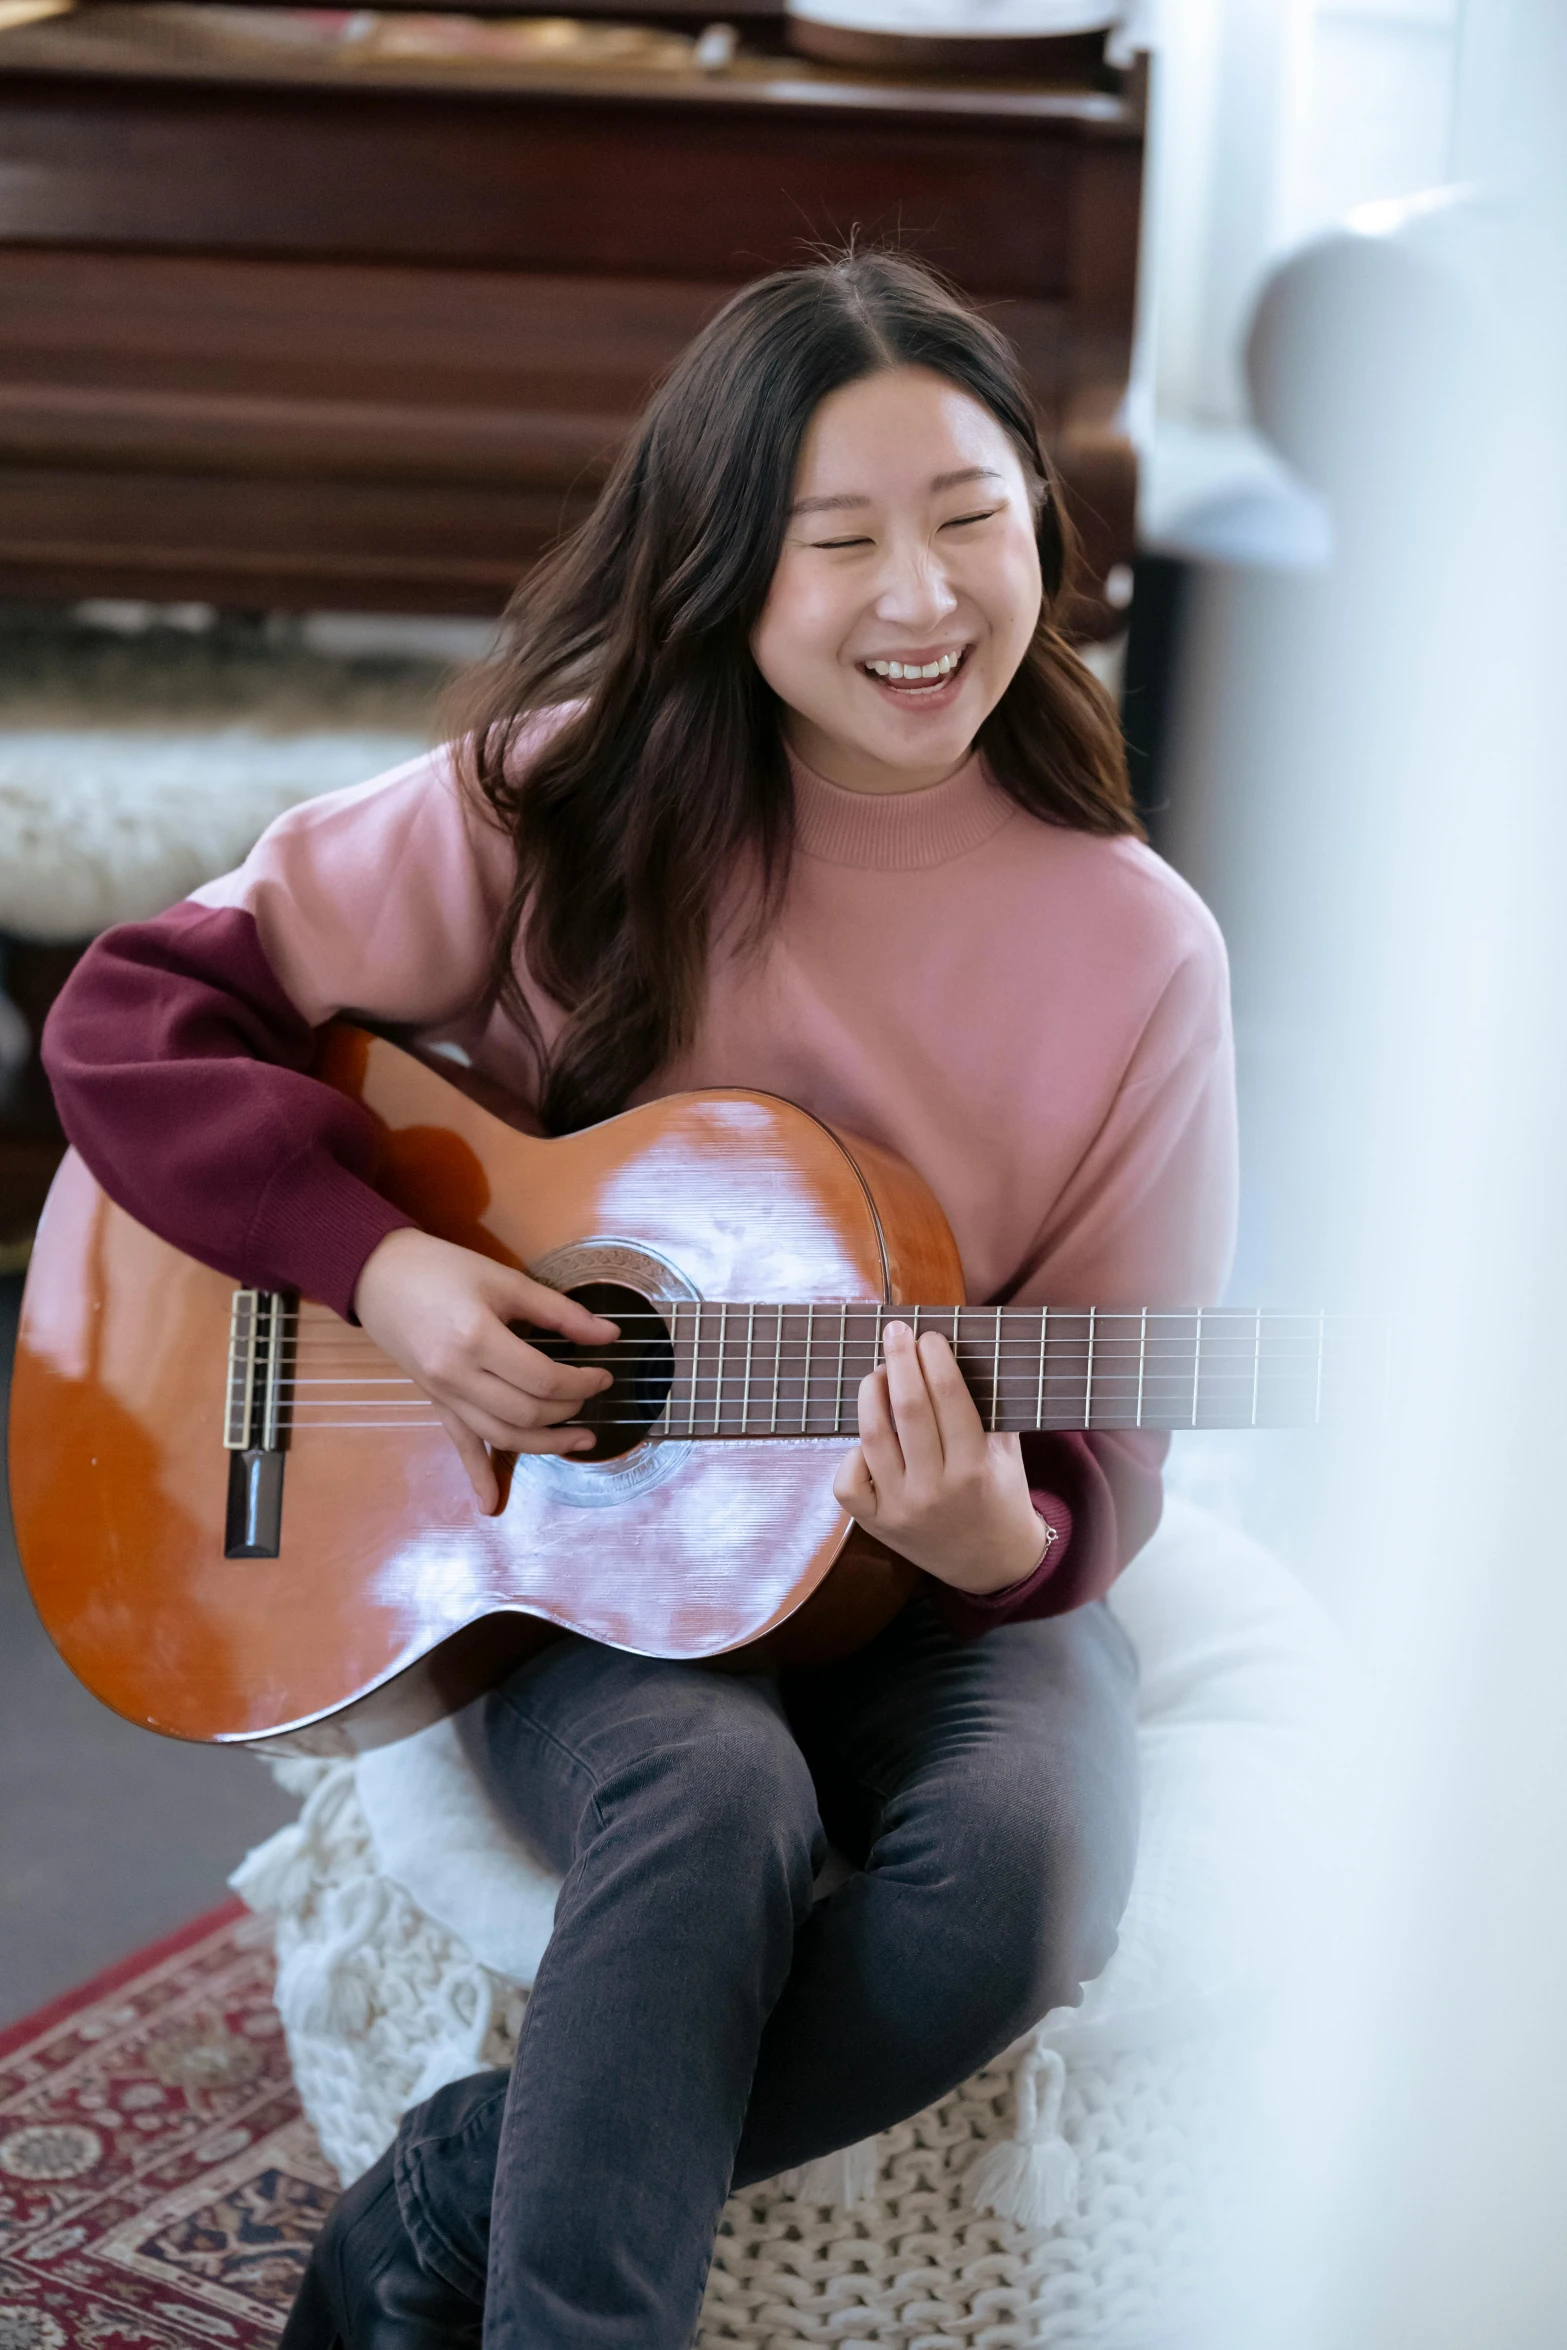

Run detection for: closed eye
[[806, 506, 999, 550]]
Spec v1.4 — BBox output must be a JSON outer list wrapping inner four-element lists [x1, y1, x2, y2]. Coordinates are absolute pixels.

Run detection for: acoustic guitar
[[9, 1025, 1363, 1756]]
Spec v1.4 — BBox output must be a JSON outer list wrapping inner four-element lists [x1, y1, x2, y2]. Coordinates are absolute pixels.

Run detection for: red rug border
[[0, 1895, 250, 2061]]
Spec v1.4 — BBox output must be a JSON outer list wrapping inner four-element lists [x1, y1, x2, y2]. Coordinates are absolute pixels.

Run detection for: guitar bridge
[[224, 1288, 292, 1557]]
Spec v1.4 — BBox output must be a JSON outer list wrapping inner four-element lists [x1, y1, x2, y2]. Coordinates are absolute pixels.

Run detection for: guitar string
[[283, 1314, 1367, 1343], [274, 1393, 1346, 1412], [274, 1335, 1350, 1374], [275, 1336, 1355, 1361], [285, 1325, 1360, 1344], [255, 1414, 1343, 1431], [280, 1347, 1355, 1369], [274, 1306, 1364, 1426], [278, 1368, 1352, 1387], [277, 1388, 1355, 1428], [290, 1304, 1369, 1318], [274, 1372, 1355, 1407], [277, 1339, 1362, 1371], [279, 1342, 1354, 1362], [278, 1341, 1354, 1366], [285, 1321, 1365, 1351], [278, 1353, 1353, 1372], [278, 1375, 1353, 1395], [274, 1352, 1357, 1388], [279, 1334, 1361, 1365], [275, 1372, 1353, 1397]]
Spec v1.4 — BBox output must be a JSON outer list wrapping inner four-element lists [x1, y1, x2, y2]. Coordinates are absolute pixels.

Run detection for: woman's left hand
[[832, 1320, 1052, 1596]]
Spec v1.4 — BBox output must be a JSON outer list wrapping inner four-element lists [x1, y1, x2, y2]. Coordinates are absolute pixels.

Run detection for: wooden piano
[[0, 0, 1144, 634]]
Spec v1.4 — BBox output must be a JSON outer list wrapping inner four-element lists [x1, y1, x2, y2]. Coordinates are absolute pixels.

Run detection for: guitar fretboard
[[656, 1303, 1378, 1438]]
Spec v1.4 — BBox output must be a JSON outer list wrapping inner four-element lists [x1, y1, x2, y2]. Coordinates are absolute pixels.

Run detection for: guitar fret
[[648, 1303, 1367, 1441]]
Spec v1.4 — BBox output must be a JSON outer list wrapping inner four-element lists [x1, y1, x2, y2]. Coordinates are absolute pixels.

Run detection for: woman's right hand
[[352, 1227, 620, 1513]]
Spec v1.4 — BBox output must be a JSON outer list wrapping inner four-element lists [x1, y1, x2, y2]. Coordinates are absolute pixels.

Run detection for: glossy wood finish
[[9, 1030, 962, 1750], [0, 5, 1141, 624]]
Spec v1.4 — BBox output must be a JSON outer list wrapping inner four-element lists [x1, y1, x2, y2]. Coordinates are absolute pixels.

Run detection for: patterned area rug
[[0, 1901, 327, 2350]]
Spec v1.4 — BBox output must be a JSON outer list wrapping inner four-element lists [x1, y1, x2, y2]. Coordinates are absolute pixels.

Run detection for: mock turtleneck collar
[[787, 748, 1018, 870]]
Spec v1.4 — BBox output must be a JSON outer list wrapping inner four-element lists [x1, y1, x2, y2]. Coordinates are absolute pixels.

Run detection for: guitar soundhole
[[516, 1281, 675, 1462]]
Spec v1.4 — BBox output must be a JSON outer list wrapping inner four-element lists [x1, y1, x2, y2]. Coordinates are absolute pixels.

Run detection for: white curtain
[[1147, 0, 1567, 2334], [1132, 0, 1473, 437]]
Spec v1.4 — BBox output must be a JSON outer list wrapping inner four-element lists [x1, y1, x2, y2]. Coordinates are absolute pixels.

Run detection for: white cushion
[[356, 1693, 559, 1983], [352, 1497, 1340, 2045]]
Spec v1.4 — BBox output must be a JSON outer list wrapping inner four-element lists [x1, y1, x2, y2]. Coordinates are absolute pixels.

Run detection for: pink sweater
[[43, 742, 1237, 1633]]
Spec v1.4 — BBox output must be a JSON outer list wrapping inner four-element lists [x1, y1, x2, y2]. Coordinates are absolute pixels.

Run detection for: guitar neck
[[661, 1302, 1377, 1438]]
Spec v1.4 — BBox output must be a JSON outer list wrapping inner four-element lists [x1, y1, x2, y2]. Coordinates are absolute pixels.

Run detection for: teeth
[[865, 650, 964, 682]]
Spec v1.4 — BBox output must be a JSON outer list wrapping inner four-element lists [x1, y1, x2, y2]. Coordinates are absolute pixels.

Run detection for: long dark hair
[[455, 248, 1140, 1134]]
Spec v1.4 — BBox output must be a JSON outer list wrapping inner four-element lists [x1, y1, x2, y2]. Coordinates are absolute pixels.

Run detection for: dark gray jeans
[[285, 1593, 1139, 2350]]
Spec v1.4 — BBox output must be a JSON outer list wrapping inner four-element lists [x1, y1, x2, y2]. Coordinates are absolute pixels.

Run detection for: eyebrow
[[789, 465, 1004, 517]]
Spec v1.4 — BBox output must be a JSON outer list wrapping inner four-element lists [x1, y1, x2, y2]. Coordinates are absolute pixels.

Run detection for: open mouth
[[861, 645, 971, 697]]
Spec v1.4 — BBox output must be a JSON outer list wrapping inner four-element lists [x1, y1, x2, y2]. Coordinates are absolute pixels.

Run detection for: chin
[[873, 721, 975, 771]]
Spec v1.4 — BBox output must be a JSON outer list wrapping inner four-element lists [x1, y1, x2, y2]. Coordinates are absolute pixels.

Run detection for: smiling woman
[[40, 248, 1233, 2350]]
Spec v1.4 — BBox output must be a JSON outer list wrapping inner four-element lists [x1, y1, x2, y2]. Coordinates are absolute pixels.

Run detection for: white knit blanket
[[0, 727, 426, 940], [235, 1499, 1340, 2345]]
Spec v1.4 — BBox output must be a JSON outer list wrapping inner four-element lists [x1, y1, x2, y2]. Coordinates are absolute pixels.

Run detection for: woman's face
[[750, 364, 1044, 795]]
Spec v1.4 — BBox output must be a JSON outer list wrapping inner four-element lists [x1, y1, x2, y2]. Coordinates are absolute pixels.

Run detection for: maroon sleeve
[[41, 900, 414, 1319], [927, 1427, 1168, 1638]]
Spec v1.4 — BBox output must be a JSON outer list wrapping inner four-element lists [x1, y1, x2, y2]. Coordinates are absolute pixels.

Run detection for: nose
[[873, 536, 959, 632]]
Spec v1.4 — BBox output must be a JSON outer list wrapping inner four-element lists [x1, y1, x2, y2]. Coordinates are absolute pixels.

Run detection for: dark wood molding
[[0, 80, 1133, 292]]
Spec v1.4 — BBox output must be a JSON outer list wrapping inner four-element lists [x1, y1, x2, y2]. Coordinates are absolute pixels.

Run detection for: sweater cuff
[[243, 1143, 418, 1321], [928, 1492, 1075, 1639]]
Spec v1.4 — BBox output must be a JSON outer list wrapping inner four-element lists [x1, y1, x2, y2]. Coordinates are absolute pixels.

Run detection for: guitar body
[[10, 1030, 961, 1752]]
